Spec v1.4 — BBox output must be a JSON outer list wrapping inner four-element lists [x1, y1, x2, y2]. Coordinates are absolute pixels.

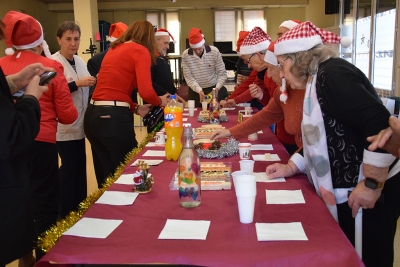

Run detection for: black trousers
[[84, 104, 137, 187], [338, 173, 400, 267], [56, 138, 87, 218], [28, 141, 59, 261], [188, 85, 228, 107]]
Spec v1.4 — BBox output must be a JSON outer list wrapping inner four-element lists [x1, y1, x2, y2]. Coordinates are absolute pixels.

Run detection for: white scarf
[[302, 73, 338, 221]]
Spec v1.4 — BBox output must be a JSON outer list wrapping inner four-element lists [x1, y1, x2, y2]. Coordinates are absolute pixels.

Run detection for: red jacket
[[227, 69, 265, 104], [0, 51, 78, 143]]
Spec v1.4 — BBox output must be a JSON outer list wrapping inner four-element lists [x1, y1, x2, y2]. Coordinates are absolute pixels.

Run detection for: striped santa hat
[[155, 28, 176, 44], [279, 20, 302, 30], [240, 27, 272, 55], [274, 21, 351, 56], [2, 11, 51, 58]]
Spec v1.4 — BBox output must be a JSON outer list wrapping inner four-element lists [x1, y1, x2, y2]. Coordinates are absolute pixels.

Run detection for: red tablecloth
[[37, 108, 364, 267]]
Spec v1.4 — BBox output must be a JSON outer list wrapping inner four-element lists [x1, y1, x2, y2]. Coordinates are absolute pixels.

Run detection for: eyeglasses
[[246, 53, 255, 64], [277, 57, 289, 71], [246, 52, 264, 64]]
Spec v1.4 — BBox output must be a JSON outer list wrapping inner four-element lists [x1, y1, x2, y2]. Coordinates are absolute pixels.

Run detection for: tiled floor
[[6, 127, 400, 266]]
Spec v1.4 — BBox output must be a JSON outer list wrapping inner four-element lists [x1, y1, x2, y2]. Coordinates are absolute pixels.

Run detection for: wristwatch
[[364, 177, 385, 189]]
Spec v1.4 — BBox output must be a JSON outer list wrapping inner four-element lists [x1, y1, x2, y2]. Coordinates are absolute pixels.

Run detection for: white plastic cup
[[237, 196, 256, 223], [202, 101, 208, 111], [188, 106, 195, 116], [248, 132, 258, 141], [239, 159, 254, 174], [231, 170, 249, 184], [188, 100, 195, 107], [234, 174, 256, 224], [154, 131, 166, 146], [244, 107, 252, 115], [238, 143, 251, 159]]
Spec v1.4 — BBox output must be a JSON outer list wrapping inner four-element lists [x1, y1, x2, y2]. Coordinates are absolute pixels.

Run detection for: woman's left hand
[[249, 83, 262, 99], [348, 180, 383, 218], [137, 104, 152, 117]]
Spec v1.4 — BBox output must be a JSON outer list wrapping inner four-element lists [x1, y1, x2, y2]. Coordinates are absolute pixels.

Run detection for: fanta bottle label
[[164, 111, 182, 128]]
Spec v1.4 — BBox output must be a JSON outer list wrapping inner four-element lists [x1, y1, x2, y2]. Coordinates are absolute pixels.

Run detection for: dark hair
[[0, 20, 5, 40], [56, 21, 81, 38], [111, 20, 157, 64]]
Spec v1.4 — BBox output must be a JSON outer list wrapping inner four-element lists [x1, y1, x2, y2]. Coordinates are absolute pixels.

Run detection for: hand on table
[[219, 100, 227, 107], [137, 104, 152, 117], [199, 90, 205, 103], [266, 161, 298, 179], [159, 93, 171, 106], [249, 83, 263, 99], [24, 75, 50, 100], [76, 76, 97, 87], [223, 99, 236, 108], [210, 129, 231, 140], [367, 116, 400, 158]]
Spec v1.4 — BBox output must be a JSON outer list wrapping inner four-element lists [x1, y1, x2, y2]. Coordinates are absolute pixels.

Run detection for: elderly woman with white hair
[[266, 21, 400, 267]]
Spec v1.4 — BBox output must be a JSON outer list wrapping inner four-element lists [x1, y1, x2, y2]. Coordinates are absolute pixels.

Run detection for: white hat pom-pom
[[280, 92, 288, 104], [340, 36, 352, 48], [5, 47, 15, 55]]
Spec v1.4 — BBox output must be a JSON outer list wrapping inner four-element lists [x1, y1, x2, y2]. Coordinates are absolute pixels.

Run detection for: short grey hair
[[282, 44, 339, 83]]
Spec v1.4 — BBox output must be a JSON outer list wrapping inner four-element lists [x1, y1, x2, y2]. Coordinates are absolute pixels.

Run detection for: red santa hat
[[240, 27, 272, 55], [107, 22, 128, 42], [264, 41, 278, 66], [188, 28, 205, 48], [236, 31, 250, 55], [274, 21, 351, 56], [279, 20, 302, 30], [2, 11, 51, 58], [155, 28, 176, 44]]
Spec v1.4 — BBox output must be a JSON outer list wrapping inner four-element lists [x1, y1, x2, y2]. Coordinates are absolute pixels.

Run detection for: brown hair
[[0, 20, 5, 40], [111, 20, 157, 64], [56, 21, 81, 38]]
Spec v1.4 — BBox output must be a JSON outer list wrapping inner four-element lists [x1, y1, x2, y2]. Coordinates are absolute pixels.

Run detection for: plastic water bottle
[[164, 95, 183, 161]]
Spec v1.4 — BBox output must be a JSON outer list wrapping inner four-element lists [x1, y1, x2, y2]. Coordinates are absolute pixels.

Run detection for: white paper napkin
[[253, 172, 285, 183], [222, 107, 235, 110], [142, 150, 166, 157], [158, 219, 211, 240], [183, 113, 190, 116], [131, 159, 163, 166], [266, 189, 305, 204], [251, 144, 273, 151], [62, 218, 123, 239], [146, 142, 157, 147], [255, 222, 308, 241], [252, 154, 281, 161], [257, 130, 263, 134], [184, 108, 198, 111], [183, 118, 188, 121], [96, 191, 139, 205], [114, 173, 152, 185]]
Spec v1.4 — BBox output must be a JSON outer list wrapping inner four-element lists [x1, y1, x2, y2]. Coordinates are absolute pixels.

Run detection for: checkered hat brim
[[240, 27, 272, 55]]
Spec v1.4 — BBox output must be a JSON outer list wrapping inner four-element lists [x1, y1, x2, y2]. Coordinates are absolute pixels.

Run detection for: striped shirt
[[182, 45, 227, 93]]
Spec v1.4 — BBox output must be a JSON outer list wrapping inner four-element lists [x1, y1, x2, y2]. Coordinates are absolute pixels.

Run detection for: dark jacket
[[0, 67, 40, 265]]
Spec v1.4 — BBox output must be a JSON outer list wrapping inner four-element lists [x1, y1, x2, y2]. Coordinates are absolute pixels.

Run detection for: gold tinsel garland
[[38, 121, 164, 252]]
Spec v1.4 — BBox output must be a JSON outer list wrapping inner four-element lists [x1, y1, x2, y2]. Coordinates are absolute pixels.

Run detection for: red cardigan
[[0, 51, 78, 144], [93, 42, 161, 112]]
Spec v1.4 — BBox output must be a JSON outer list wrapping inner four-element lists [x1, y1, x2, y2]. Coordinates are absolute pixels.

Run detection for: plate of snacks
[[194, 138, 239, 159]]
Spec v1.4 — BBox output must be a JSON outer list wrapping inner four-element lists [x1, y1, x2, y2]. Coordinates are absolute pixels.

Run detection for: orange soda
[[164, 95, 183, 161]]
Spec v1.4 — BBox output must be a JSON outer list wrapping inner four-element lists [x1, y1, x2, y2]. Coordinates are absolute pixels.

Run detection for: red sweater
[[93, 42, 161, 112], [0, 51, 78, 143], [227, 69, 265, 104], [230, 86, 304, 149]]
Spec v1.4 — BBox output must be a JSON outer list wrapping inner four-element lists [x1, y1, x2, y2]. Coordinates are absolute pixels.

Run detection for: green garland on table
[[37, 121, 165, 252]]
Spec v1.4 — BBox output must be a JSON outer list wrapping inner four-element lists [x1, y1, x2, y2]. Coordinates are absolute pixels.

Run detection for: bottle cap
[[170, 95, 176, 99]]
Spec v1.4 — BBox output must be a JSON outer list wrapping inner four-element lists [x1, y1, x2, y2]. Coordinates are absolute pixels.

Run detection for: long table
[[37, 107, 364, 267]]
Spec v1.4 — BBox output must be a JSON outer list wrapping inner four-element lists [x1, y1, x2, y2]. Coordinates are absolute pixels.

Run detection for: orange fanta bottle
[[164, 95, 183, 161]]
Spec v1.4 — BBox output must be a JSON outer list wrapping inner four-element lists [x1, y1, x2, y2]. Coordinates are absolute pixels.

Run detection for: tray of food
[[170, 162, 232, 190]]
